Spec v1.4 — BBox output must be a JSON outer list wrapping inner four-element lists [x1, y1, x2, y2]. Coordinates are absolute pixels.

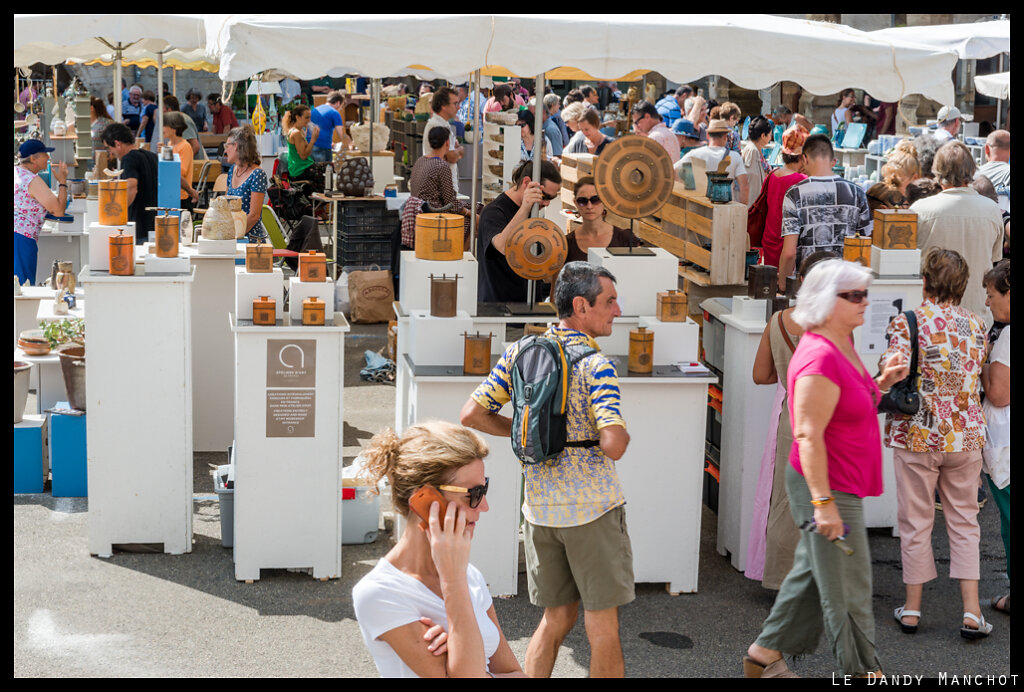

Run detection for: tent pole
[[470, 69, 480, 258], [172, 66, 177, 98], [157, 51, 164, 153], [528, 71, 546, 310], [115, 48, 123, 122]]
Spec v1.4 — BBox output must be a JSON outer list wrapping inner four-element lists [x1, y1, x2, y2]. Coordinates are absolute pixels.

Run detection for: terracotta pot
[[628, 327, 654, 374], [57, 346, 86, 412], [109, 231, 135, 276], [463, 332, 493, 375], [14, 361, 34, 424], [98, 179, 129, 226], [18, 330, 51, 356], [155, 214, 179, 258]]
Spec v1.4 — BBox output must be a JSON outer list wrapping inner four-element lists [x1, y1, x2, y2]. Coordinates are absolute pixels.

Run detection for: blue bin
[[14, 416, 45, 494], [50, 402, 87, 497]]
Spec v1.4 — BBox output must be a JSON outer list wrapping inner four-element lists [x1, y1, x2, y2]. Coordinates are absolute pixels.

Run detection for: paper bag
[[348, 266, 395, 324]]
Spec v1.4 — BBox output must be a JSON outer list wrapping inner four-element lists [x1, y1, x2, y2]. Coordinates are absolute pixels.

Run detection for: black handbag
[[878, 310, 921, 415]]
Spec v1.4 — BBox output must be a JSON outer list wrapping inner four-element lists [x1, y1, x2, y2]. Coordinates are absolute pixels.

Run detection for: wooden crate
[[652, 186, 748, 286]]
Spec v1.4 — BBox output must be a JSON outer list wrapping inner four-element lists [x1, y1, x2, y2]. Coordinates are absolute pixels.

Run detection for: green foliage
[[40, 318, 85, 349]]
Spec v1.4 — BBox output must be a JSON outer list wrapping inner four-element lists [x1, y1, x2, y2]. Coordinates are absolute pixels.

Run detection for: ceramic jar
[[98, 179, 129, 226], [109, 231, 135, 276], [155, 214, 179, 258], [302, 297, 326, 326], [253, 296, 277, 325], [201, 197, 236, 240], [628, 327, 654, 374], [224, 196, 247, 239], [298, 251, 327, 282], [463, 332, 493, 375]]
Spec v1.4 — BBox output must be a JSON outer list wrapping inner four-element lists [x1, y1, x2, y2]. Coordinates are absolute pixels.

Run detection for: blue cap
[[671, 118, 697, 137], [19, 139, 55, 159]]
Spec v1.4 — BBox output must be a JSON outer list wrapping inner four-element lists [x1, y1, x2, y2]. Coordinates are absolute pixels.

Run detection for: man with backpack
[[460, 261, 633, 678]]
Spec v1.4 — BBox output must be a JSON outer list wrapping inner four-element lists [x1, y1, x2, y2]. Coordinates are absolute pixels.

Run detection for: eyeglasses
[[576, 195, 602, 207], [540, 190, 557, 201], [837, 290, 869, 304], [439, 477, 490, 508]]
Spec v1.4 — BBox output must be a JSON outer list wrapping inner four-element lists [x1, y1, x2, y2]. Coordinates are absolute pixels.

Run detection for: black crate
[[342, 201, 385, 218], [339, 233, 392, 269], [340, 209, 399, 237]]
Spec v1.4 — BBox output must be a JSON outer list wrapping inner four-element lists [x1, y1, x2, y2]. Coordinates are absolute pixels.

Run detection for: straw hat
[[706, 118, 731, 134]]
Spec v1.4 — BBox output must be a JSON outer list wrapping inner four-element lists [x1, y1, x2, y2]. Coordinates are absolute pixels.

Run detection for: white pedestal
[[409, 310, 474, 367], [144, 254, 191, 274], [190, 254, 240, 452], [617, 372, 716, 593], [587, 247, 679, 317], [638, 316, 701, 365], [230, 314, 350, 581], [288, 277, 335, 321], [716, 301, 776, 573], [197, 237, 238, 255], [236, 267, 285, 320], [854, 276, 924, 533], [346, 151, 395, 195], [81, 267, 194, 557], [404, 364, 524, 596], [871, 247, 922, 278], [36, 229, 85, 286], [87, 222, 134, 272], [593, 317, 639, 357], [399, 252, 479, 316], [85, 199, 99, 227]]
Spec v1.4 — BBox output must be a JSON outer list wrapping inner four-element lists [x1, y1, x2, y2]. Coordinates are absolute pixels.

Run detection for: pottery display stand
[[235, 267, 285, 321], [36, 225, 85, 286], [399, 252, 479, 316], [49, 401, 87, 497], [396, 271, 713, 595], [288, 276, 335, 321], [14, 415, 47, 494], [230, 313, 350, 582], [80, 267, 195, 557], [853, 276, 924, 535], [189, 250, 244, 452], [701, 296, 778, 573]]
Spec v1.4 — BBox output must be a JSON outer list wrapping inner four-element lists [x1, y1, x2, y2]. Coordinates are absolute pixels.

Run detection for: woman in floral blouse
[[883, 248, 992, 640]]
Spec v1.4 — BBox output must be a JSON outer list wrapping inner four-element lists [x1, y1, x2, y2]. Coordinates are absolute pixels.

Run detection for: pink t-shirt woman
[[761, 170, 807, 268], [787, 332, 883, 498]]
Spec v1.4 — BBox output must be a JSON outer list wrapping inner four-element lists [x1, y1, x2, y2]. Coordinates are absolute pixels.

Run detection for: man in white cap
[[933, 106, 963, 143], [677, 119, 749, 203]]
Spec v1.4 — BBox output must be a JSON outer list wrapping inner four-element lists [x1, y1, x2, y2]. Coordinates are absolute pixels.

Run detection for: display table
[[36, 297, 85, 323], [701, 296, 777, 573], [230, 313, 350, 582], [13, 348, 63, 416], [15, 286, 82, 350], [80, 266, 195, 557]]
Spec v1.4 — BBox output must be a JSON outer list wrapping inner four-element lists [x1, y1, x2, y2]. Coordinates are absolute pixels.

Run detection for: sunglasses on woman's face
[[837, 290, 869, 304], [576, 195, 601, 207], [439, 477, 490, 508]]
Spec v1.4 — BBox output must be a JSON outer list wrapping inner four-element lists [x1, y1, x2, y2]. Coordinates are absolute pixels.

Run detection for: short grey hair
[[554, 262, 617, 318], [561, 101, 588, 125], [543, 93, 560, 113], [791, 260, 873, 330]]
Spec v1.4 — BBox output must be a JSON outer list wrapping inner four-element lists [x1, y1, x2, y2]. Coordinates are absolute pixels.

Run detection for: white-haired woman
[[744, 260, 909, 678]]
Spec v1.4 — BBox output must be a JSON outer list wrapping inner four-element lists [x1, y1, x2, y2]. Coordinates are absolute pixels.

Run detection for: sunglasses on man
[[439, 477, 490, 508]]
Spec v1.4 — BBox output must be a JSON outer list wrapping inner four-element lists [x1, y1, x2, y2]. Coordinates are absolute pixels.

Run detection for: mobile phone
[[409, 485, 449, 530]]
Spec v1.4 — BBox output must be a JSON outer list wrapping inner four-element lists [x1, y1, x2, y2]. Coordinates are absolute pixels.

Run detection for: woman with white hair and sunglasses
[[744, 260, 909, 678]]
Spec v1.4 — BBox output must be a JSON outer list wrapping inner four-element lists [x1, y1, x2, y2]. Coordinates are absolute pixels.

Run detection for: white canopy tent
[[975, 71, 1010, 101], [14, 14, 207, 130], [207, 14, 958, 104], [871, 19, 1009, 60]]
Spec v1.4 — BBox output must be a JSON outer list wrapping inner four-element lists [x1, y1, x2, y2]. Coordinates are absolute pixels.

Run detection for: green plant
[[40, 318, 85, 349]]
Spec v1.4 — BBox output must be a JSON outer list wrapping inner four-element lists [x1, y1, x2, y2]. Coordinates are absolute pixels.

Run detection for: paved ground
[[14, 325, 1013, 678]]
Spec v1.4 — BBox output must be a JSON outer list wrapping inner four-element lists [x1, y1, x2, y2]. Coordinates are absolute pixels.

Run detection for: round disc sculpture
[[504, 217, 568, 280], [593, 135, 675, 219]]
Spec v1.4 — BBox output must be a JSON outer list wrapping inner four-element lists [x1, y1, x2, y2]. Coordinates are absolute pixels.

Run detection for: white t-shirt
[[983, 325, 1010, 489], [423, 113, 459, 192], [678, 145, 747, 181], [352, 558, 499, 677]]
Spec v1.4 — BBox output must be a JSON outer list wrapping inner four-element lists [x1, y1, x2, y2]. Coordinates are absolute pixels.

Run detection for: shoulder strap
[[905, 310, 919, 382], [776, 310, 797, 353]]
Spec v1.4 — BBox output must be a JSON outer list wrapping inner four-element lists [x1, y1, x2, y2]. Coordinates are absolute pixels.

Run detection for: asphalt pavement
[[14, 325, 1013, 678]]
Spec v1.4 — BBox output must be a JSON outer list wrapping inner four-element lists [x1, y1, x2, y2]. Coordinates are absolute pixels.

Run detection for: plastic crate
[[339, 234, 392, 268], [341, 200, 386, 220]]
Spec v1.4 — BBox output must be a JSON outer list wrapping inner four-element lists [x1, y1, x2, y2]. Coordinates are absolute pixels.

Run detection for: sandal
[[743, 655, 799, 678], [894, 605, 921, 634], [989, 594, 1010, 615], [960, 612, 993, 640]]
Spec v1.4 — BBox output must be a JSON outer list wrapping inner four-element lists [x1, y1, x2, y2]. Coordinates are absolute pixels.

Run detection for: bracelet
[[810, 496, 834, 506], [58, 183, 67, 188]]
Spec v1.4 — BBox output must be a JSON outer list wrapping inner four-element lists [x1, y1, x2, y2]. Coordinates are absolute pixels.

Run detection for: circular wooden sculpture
[[504, 217, 568, 280], [593, 135, 675, 219]]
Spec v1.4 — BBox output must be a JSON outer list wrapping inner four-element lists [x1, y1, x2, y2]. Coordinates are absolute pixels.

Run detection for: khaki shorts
[[523, 505, 635, 611]]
